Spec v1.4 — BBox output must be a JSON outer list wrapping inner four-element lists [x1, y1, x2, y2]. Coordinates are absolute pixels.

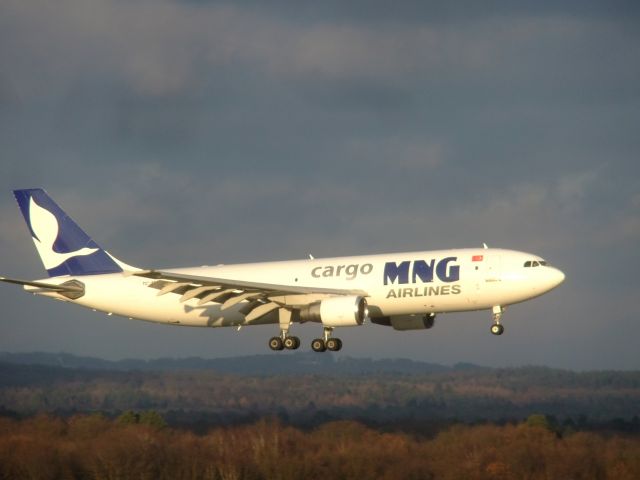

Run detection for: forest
[[0, 353, 639, 478], [0, 413, 639, 479], [0, 353, 639, 431]]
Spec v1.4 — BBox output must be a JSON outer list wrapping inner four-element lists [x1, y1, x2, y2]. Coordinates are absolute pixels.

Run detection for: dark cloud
[[184, 1, 640, 26], [0, 0, 638, 368]]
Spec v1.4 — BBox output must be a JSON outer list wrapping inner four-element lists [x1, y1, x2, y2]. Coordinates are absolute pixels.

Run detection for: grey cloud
[[0, 0, 639, 368], [5, 1, 638, 101]]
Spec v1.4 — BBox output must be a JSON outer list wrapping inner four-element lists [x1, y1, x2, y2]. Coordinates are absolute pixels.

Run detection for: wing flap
[[221, 291, 264, 310], [157, 281, 192, 296], [179, 285, 220, 303], [244, 302, 281, 322]]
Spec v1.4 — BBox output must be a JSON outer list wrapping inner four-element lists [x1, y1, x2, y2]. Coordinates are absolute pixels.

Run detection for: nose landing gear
[[490, 323, 504, 335], [491, 305, 505, 336]]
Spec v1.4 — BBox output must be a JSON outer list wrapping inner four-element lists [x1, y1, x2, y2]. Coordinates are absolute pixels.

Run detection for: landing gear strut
[[490, 305, 505, 336], [268, 308, 300, 351], [311, 327, 342, 352]]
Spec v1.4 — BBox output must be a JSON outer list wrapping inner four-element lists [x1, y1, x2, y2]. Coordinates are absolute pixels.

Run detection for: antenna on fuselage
[[482, 243, 489, 249]]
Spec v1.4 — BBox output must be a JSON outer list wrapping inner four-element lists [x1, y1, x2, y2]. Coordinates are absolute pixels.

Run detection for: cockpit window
[[524, 260, 548, 268]]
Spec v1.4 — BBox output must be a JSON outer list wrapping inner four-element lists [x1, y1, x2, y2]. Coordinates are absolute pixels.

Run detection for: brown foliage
[[0, 415, 638, 480]]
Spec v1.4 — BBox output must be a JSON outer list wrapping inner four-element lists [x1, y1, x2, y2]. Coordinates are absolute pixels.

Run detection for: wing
[[134, 270, 368, 323]]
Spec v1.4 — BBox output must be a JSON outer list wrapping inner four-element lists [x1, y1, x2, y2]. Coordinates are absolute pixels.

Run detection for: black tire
[[269, 336, 284, 350], [283, 337, 297, 350], [326, 338, 342, 351], [291, 336, 301, 349], [490, 324, 504, 336], [311, 338, 326, 352]]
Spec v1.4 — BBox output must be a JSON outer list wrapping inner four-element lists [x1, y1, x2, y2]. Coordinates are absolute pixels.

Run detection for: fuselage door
[[483, 253, 502, 288], [466, 252, 502, 303]]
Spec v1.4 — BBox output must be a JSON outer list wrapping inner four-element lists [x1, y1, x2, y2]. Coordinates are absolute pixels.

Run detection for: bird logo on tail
[[12, 188, 125, 277], [28, 196, 99, 270]]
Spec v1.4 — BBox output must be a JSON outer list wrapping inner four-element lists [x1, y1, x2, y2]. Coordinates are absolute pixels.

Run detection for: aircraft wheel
[[269, 336, 284, 350], [326, 338, 342, 351], [423, 314, 435, 329], [284, 336, 300, 350], [490, 324, 504, 336], [311, 338, 327, 352]]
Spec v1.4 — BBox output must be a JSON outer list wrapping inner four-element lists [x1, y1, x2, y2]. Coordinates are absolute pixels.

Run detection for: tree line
[[1, 362, 639, 424], [0, 413, 638, 480]]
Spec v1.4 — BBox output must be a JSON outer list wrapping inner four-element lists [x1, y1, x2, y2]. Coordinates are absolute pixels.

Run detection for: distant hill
[[0, 351, 454, 375], [0, 351, 639, 427]]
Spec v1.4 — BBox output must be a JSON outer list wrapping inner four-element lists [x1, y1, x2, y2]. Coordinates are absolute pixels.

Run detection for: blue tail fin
[[13, 189, 124, 277]]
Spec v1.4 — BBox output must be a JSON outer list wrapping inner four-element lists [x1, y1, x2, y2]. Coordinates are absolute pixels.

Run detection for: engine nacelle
[[300, 296, 367, 327], [371, 314, 436, 331]]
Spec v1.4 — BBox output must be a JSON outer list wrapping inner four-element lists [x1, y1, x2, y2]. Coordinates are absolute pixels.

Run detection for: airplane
[[0, 189, 565, 352]]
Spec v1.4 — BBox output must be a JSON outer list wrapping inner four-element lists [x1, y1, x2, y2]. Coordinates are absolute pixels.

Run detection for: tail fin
[[13, 189, 128, 277]]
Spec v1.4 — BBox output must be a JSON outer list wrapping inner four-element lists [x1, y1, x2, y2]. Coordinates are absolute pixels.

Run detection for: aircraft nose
[[548, 267, 565, 289]]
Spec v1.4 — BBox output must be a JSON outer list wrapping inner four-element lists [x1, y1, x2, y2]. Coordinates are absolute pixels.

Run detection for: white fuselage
[[29, 248, 565, 328]]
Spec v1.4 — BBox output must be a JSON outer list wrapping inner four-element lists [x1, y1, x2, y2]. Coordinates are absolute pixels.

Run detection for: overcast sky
[[1, 0, 639, 369]]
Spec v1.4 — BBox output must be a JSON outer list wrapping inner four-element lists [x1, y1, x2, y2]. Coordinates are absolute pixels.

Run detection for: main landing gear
[[268, 330, 301, 351], [491, 305, 505, 336], [268, 308, 300, 351], [311, 327, 342, 352]]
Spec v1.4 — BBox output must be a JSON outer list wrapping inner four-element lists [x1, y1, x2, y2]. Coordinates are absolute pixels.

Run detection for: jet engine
[[300, 296, 367, 327]]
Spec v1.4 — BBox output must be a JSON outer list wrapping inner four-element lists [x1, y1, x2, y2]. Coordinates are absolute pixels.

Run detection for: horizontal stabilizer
[[0, 276, 84, 293]]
